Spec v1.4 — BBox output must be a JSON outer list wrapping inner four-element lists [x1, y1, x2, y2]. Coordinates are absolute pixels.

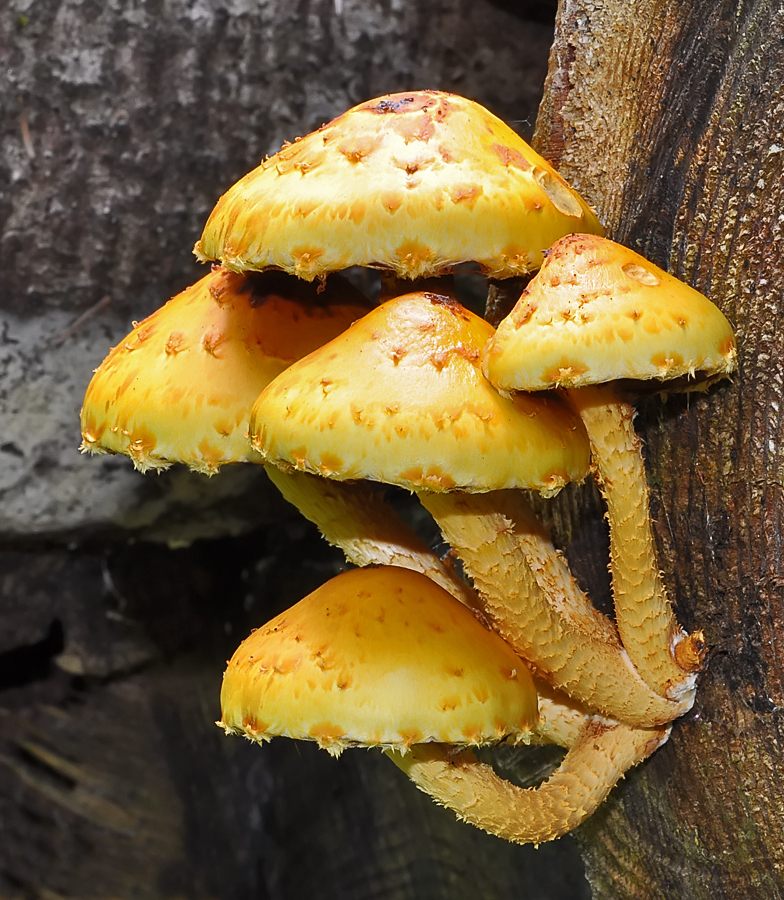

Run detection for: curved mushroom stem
[[529, 677, 593, 749], [264, 466, 479, 609], [565, 384, 705, 701], [420, 490, 693, 726], [386, 718, 670, 846]]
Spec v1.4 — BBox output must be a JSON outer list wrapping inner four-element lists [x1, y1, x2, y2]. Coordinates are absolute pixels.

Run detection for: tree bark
[[533, 1, 784, 896]]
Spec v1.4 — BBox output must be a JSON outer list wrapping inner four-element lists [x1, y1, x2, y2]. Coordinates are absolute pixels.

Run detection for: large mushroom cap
[[195, 90, 603, 281], [484, 233, 738, 392], [220, 566, 538, 755], [249, 291, 590, 494], [80, 268, 371, 474]]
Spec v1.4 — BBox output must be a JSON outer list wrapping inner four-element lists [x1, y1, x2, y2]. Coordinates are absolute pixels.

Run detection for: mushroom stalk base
[[566, 385, 703, 700], [265, 467, 478, 609], [387, 718, 669, 845], [420, 490, 692, 726]]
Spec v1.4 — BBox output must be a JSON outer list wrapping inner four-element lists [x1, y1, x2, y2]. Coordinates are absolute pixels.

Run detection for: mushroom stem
[[420, 490, 693, 726], [566, 384, 704, 701], [387, 717, 670, 846], [530, 677, 593, 749], [264, 467, 479, 609]]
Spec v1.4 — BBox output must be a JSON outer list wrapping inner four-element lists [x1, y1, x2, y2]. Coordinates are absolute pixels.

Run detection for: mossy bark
[[534, 1, 784, 895]]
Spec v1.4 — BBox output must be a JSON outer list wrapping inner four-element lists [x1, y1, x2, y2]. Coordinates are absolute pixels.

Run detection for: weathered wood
[[533, 1, 784, 895]]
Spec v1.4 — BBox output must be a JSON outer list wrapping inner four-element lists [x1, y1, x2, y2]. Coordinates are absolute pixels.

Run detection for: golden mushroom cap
[[484, 234, 738, 392], [80, 268, 372, 475], [220, 566, 538, 756], [249, 291, 590, 494], [194, 90, 603, 281]]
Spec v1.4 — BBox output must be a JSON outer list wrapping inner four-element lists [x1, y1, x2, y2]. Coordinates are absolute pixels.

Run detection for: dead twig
[[48, 295, 112, 347]]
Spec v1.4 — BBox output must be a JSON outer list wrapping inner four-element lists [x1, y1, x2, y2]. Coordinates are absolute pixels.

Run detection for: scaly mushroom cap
[[484, 233, 738, 391], [194, 91, 603, 281], [220, 566, 538, 756], [80, 268, 371, 474], [249, 292, 590, 494]]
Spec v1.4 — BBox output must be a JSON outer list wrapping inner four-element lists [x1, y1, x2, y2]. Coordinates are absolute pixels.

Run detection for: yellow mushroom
[[484, 233, 737, 700], [194, 90, 603, 281], [220, 565, 669, 844]]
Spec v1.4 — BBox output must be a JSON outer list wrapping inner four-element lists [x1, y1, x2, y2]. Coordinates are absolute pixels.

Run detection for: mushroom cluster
[[80, 91, 737, 845]]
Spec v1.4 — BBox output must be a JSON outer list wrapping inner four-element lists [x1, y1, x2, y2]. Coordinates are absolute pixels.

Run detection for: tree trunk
[[533, 1, 784, 896]]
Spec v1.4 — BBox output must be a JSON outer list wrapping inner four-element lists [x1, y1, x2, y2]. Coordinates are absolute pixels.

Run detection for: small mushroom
[[221, 565, 670, 845], [249, 290, 688, 726], [484, 233, 737, 699], [194, 90, 603, 282]]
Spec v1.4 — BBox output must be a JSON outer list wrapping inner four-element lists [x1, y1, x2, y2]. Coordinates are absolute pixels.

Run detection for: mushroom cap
[[80, 268, 371, 474], [194, 90, 603, 281], [484, 234, 738, 392], [249, 291, 590, 494], [220, 565, 538, 755]]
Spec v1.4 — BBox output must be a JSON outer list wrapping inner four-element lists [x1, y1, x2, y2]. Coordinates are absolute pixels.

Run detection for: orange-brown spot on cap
[[318, 452, 345, 475], [290, 446, 310, 468], [80, 417, 106, 446], [309, 722, 346, 743], [398, 466, 457, 490], [380, 191, 404, 213], [461, 724, 484, 742], [197, 438, 226, 466], [651, 351, 685, 373], [720, 336, 736, 356], [543, 361, 590, 386], [337, 133, 382, 162], [394, 240, 435, 270], [398, 728, 424, 747], [439, 696, 460, 712], [127, 426, 156, 453], [492, 143, 531, 170], [446, 666, 464, 678], [201, 330, 226, 357], [393, 113, 436, 144], [293, 198, 321, 218], [500, 666, 519, 681], [389, 345, 407, 364], [450, 183, 484, 207], [165, 330, 186, 355], [135, 324, 155, 342], [291, 245, 326, 276], [349, 200, 366, 224], [430, 347, 450, 370], [242, 714, 264, 734]]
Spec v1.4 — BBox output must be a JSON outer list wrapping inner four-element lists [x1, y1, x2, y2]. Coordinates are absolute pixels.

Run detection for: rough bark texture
[[534, 1, 784, 896], [1, 2, 594, 898]]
